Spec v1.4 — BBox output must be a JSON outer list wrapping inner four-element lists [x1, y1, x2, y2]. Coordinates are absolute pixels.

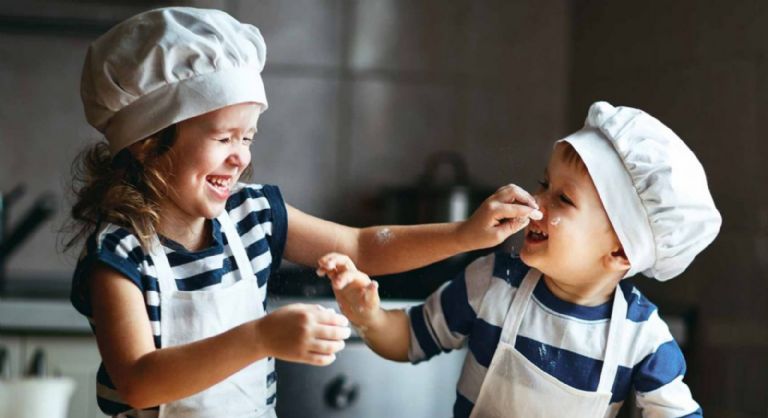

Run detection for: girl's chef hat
[[80, 7, 268, 155], [560, 101, 722, 281]]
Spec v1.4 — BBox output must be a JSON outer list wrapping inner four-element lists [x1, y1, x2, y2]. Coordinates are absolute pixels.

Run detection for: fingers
[[308, 338, 346, 355], [493, 184, 539, 210], [306, 353, 336, 366], [501, 215, 531, 233], [314, 323, 353, 341], [361, 280, 380, 309], [307, 308, 350, 366], [312, 305, 350, 327], [494, 202, 543, 223], [316, 252, 358, 278], [330, 270, 371, 290]]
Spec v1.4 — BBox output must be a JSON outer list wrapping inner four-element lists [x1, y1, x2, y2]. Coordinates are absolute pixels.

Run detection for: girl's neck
[[541, 273, 621, 306], [158, 210, 211, 252]]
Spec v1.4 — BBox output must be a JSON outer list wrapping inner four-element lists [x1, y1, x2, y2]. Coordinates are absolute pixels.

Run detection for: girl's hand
[[316, 253, 382, 328], [255, 303, 351, 366], [457, 183, 543, 250]]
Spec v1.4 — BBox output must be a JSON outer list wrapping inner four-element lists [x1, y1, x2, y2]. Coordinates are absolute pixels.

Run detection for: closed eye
[[217, 137, 254, 144]]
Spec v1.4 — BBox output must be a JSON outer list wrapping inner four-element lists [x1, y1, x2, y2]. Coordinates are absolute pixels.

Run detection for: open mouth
[[206, 174, 233, 198], [525, 224, 549, 243]]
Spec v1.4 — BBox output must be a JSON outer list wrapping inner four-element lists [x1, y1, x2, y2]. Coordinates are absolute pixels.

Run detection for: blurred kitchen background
[[0, 1, 766, 417]]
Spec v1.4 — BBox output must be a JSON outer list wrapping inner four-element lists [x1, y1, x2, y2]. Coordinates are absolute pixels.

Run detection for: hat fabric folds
[[81, 7, 268, 155], [560, 101, 721, 281]]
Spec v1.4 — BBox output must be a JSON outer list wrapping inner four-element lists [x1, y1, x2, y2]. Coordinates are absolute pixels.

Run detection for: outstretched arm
[[316, 252, 411, 361], [285, 184, 542, 275]]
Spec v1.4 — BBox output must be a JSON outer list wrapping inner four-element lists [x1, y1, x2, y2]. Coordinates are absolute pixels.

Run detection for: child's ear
[[606, 246, 631, 272]]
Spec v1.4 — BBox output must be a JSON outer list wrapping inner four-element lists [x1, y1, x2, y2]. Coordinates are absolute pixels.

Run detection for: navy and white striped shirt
[[407, 251, 703, 418], [70, 183, 287, 417]]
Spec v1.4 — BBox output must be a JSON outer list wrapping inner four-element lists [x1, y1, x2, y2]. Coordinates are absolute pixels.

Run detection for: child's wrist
[[250, 317, 271, 359], [352, 307, 385, 330], [453, 221, 476, 252]]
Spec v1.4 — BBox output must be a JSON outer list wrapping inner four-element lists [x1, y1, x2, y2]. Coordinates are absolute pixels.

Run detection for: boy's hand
[[458, 183, 543, 250], [256, 303, 351, 366], [317, 253, 382, 328]]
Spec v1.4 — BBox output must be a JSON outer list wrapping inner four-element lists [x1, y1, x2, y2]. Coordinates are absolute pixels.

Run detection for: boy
[[317, 102, 720, 417]]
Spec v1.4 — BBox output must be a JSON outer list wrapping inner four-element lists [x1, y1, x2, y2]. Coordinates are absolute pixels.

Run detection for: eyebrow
[[201, 122, 257, 135]]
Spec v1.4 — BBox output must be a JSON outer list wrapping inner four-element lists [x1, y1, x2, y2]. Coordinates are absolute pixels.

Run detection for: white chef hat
[[80, 7, 268, 155], [559, 101, 721, 281]]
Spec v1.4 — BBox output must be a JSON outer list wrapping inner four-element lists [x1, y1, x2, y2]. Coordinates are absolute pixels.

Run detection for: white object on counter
[[0, 377, 75, 418]]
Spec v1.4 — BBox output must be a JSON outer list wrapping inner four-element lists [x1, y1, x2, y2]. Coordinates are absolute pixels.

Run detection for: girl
[[65, 7, 542, 418]]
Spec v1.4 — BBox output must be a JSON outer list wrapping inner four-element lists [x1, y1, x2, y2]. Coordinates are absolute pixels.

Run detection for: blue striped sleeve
[[409, 304, 442, 360], [633, 340, 687, 393], [71, 226, 147, 317], [260, 184, 287, 273], [440, 270, 477, 336], [632, 339, 701, 416], [96, 228, 145, 286]]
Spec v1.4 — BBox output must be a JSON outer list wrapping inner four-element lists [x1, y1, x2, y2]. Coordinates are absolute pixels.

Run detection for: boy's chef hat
[[80, 7, 268, 155], [559, 101, 721, 281]]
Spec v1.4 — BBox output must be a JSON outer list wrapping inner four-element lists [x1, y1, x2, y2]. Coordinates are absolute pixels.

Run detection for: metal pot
[[378, 151, 492, 225]]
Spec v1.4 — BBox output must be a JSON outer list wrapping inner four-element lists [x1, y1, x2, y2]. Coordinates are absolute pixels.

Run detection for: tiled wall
[[0, 0, 569, 278], [570, 1, 768, 416]]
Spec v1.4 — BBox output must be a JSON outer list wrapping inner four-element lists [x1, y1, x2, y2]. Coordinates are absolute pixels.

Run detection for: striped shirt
[[407, 251, 703, 418], [70, 183, 287, 417]]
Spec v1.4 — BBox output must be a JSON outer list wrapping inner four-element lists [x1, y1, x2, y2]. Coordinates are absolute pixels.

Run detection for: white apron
[[150, 211, 276, 418], [470, 269, 627, 418]]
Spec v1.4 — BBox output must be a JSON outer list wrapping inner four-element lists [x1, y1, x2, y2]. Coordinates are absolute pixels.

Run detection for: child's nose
[[227, 146, 250, 167]]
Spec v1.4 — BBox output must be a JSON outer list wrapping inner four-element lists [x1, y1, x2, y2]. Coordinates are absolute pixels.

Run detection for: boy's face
[[520, 143, 627, 284]]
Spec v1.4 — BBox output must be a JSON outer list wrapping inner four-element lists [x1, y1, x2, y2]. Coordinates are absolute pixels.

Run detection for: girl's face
[[162, 102, 261, 226], [520, 143, 625, 286]]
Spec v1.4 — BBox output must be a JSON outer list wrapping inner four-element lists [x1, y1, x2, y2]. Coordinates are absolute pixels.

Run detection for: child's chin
[[519, 248, 542, 267]]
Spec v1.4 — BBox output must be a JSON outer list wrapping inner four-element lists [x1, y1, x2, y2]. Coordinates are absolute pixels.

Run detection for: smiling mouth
[[206, 175, 233, 193], [526, 224, 549, 243]]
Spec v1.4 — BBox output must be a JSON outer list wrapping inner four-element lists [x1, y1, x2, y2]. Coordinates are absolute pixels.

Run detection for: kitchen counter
[[0, 298, 91, 334], [0, 277, 91, 334]]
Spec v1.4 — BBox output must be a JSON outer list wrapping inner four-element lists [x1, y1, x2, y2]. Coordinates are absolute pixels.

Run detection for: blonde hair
[[63, 126, 177, 251], [558, 142, 588, 174]]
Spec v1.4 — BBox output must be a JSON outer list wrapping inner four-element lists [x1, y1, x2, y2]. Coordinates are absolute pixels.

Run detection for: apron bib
[[150, 211, 276, 418], [470, 269, 627, 418]]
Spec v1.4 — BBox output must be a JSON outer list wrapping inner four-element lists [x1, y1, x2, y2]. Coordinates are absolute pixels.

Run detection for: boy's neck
[[541, 274, 622, 307]]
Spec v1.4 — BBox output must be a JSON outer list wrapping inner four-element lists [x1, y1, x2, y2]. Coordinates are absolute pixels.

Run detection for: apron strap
[[216, 211, 257, 282], [499, 269, 541, 343], [150, 234, 175, 294], [596, 286, 627, 393]]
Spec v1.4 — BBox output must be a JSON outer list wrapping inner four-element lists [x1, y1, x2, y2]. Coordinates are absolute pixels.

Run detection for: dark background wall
[[570, 1, 767, 416]]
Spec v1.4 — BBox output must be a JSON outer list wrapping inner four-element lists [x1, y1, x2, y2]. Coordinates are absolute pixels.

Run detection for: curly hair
[[62, 126, 178, 252]]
